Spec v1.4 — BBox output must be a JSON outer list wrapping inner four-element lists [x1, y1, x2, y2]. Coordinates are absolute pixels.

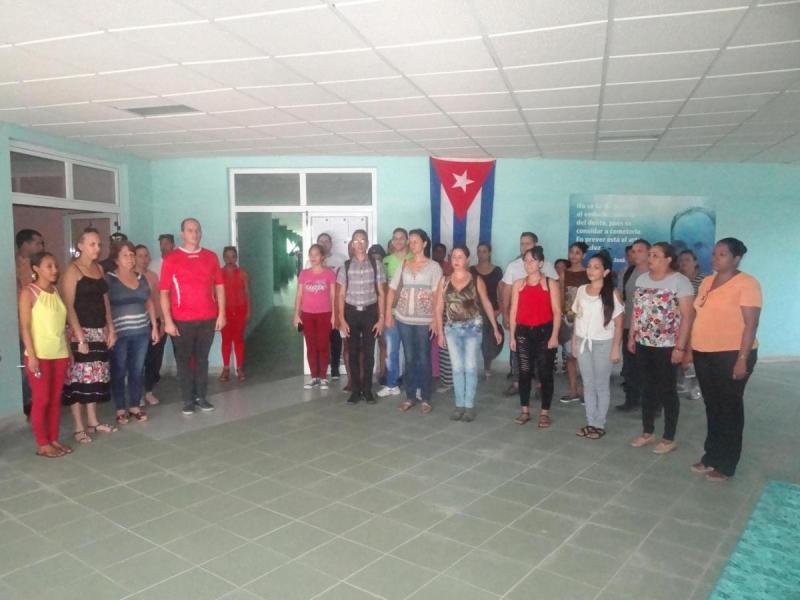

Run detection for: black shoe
[[181, 403, 195, 415], [615, 402, 638, 412], [347, 392, 360, 405], [378, 375, 387, 386], [197, 398, 215, 412], [363, 391, 376, 405]]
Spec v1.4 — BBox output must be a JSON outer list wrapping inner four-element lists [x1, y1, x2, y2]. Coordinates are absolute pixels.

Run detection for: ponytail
[[590, 252, 616, 327]]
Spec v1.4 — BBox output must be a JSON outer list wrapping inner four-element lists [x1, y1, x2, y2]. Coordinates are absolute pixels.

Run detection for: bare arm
[[548, 280, 562, 348], [610, 289, 624, 362], [293, 280, 304, 328], [103, 292, 117, 349], [18, 288, 37, 373], [500, 281, 511, 329], [373, 279, 385, 335], [338, 282, 349, 336], [433, 277, 445, 341], [215, 283, 226, 331], [672, 295, 695, 364], [60, 265, 87, 350], [476, 277, 501, 343], [385, 287, 396, 328], [733, 306, 761, 379], [509, 280, 521, 350]]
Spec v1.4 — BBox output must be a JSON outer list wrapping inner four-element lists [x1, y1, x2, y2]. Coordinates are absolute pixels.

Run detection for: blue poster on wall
[[569, 194, 716, 274]]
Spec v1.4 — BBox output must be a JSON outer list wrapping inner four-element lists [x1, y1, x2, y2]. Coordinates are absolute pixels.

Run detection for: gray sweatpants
[[575, 337, 614, 429]]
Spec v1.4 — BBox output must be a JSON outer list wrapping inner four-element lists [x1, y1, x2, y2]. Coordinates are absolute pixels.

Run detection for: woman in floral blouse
[[628, 242, 695, 455]]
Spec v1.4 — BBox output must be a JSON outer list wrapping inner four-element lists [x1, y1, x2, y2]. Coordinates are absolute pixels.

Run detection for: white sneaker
[[320, 379, 329, 390], [416, 389, 422, 401], [144, 392, 159, 406], [437, 384, 452, 394], [303, 379, 318, 390], [377, 386, 400, 397]]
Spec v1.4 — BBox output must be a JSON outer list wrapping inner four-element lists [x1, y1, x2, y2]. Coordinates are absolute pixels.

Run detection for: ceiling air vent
[[120, 104, 200, 117]]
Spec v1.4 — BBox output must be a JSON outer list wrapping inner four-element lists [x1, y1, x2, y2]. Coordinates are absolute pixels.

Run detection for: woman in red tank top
[[220, 247, 250, 382], [509, 247, 562, 428]]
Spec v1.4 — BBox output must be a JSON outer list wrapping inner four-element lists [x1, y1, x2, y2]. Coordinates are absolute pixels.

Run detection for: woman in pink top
[[293, 244, 336, 389]]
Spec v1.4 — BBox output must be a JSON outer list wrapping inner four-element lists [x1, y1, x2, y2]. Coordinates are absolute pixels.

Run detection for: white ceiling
[[1, 0, 799, 163]]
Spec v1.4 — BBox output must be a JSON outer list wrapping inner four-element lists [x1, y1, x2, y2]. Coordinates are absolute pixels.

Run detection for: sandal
[[398, 400, 414, 412], [73, 430, 92, 444], [128, 410, 148, 422], [576, 425, 594, 437], [116, 413, 129, 425], [421, 402, 433, 414], [586, 428, 606, 440], [36, 444, 64, 458], [537, 412, 551, 428], [219, 368, 230, 382], [237, 369, 246, 382], [631, 434, 655, 448], [514, 412, 531, 425], [87, 423, 119, 434], [51, 441, 73, 454]]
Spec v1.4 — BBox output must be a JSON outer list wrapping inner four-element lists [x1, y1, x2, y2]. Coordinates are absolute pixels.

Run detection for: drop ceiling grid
[[0, 0, 796, 160]]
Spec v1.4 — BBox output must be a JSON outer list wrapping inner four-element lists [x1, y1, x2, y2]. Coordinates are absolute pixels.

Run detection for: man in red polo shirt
[[160, 218, 226, 415]]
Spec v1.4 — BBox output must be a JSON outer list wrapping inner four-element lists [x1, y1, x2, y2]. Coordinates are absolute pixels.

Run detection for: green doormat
[[710, 481, 800, 599]]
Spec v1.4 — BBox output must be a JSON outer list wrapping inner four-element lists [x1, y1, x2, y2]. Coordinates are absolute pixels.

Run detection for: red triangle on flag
[[431, 157, 495, 220]]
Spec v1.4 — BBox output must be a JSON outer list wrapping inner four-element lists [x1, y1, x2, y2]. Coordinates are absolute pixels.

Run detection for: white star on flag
[[451, 170, 474, 192]]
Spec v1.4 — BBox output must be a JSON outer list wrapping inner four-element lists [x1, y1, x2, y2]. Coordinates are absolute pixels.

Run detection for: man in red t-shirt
[[160, 218, 226, 414]]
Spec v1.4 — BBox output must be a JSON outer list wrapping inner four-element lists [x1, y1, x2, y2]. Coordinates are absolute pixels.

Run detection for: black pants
[[19, 338, 32, 416], [171, 319, 215, 406], [330, 329, 342, 377], [345, 303, 377, 394], [694, 350, 757, 476], [636, 344, 679, 440], [516, 322, 556, 410], [144, 321, 167, 393], [622, 329, 643, 405]]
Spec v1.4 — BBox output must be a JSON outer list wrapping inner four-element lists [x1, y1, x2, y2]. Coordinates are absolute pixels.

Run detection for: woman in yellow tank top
[[18, 252, 71, 458]]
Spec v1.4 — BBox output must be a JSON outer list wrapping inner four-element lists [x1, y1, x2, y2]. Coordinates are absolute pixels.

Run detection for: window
[[231, 169, 374, 207], [10, 145, 119, 207]]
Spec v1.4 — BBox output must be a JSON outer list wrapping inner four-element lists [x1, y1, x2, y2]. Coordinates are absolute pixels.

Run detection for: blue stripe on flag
[[479, 163, 495, 244], [430, 158, 441, 244], [453, 213, 467, 247]]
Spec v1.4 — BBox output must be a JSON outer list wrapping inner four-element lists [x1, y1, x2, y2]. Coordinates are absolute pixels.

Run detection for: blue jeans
[[444, 318, 482, 408], [383, 322, 401, 387], [110, 333, 150, 411], [397, 320, 432, 403]]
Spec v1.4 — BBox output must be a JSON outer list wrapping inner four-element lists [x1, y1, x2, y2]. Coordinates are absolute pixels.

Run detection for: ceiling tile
[[178, 0, 319, 20], [698, 143, 771, 161], [658, 132, 726, 145], [339, 0, 480, 46], [44, 0, 203, 30], [729, 3, 800, 46], [615, 0, 749, 19], [219, 9, 365, 56], [207, 107, 301, 126], [103, 66, 229, 96], [402, 127, 462, 140], [0, 1, 98, 44], [526, 105, 599, 123], [316, 118, 383, 133], [531, 120, 597, 134], [694, 70, 800, 97], [0, 47, 90, 81], [472, 134, 533, 147], [243, 84, 341, 106], [671, 111, 752, 128], [431, 92, 517, 112], [600, 116, 672, 131], [472, 0, 608, 35], [186, 58, 306, 88], [603, 79, 698, 103], [411, 69, 506, 96], [339, 130, 405, 143], [461, 123, 531, 137], [31, 122, 111, 137], [607, 50, 717, 84], [709, 42, 800, 76], [682, 92, 779, 113], [18, 76, 152, 106], [538, 135, 596, 147], [505, 58, 602, 90], [164, 89, 265, 112], [378, 39, 495, 74], [355, 96, 441, 117], [27, 103, 137, 123], [380, 113, 453, 129], [137, 113, 236, 129], [732, 120, 800, 137], [516, 86, 601, 108], [610, 11, 744, 55], [663, 124, 738, 138], [322, 77, 421, 102], [250, 121, 330, 137], [281, 50, 396, 82], [449, 109, 523, 126], [603, 99, 685, 118], [483, 145, 540, 158], [22, 35, 168, 74], [490, 24, 607, 67], [113, 23, 260, 63], [281, 103, 367, 121], [748, 91, 800, 122]]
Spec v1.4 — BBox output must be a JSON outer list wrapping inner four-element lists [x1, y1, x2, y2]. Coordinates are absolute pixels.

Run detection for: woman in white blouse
[[572, 252, 624, 439]]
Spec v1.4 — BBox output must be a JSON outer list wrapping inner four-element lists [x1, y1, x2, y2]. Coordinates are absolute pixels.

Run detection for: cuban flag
[[430, 156, 496, 253]]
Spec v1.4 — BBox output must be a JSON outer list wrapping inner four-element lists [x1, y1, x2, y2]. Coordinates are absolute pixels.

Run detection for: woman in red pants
[[18, 252, 72, 457], [220, 246, 250, 382], [294, 244, 336, 389]]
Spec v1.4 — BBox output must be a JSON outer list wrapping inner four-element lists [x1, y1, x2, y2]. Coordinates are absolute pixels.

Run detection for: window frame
[[9, 142, 120, 211]]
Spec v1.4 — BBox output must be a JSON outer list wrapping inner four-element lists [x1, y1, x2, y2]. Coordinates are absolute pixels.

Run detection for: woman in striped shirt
[[106, 242, 159, 424]]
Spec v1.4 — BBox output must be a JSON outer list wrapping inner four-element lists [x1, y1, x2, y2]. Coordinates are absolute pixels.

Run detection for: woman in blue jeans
[[386, 229, 442, 414], [106, 242, 159, 424], [436, 246, 502, 421]]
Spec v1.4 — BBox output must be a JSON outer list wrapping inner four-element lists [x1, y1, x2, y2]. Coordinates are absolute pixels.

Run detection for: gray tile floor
[[0, 361, 797, 600]]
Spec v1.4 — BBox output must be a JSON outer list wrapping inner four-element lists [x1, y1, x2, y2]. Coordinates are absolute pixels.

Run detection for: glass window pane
[[306, 173, 372, 206], [73, 164, 117, 203], [234, 173, 300, 206], [10, 151, 66, 198]]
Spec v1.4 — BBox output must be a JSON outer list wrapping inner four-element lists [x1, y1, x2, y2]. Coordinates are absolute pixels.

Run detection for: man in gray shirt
[[337, 229, 386, 405], [617, 238, 650, 412]]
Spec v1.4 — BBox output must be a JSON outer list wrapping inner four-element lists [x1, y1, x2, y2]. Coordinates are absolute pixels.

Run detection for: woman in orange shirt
[[219, 246, 250, 382], [690, 238, 761, 482]]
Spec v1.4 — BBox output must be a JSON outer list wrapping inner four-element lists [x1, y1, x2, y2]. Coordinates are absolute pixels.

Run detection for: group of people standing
[[294, 227, 762, 482], [15, 218, 251, 457]]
